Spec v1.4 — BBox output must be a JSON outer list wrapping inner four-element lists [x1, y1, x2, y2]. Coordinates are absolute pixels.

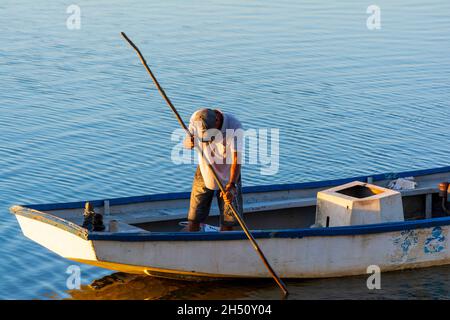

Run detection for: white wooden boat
[[10, 166, 450, 280]]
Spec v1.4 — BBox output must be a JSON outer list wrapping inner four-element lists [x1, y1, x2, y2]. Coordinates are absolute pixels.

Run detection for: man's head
[[192, 108, 223, 141]]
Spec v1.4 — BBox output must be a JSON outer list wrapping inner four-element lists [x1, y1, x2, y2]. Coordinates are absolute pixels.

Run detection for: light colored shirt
[[189, 110, 243, 190]]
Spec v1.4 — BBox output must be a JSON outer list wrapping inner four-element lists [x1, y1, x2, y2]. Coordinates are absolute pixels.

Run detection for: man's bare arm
[[222, 151, 241, 205], [228, 151, 241, 185]]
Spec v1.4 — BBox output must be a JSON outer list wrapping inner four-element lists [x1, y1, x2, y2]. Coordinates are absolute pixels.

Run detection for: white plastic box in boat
[[316, 181, 404, 227]]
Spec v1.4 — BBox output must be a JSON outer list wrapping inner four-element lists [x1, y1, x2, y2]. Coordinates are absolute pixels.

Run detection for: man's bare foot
[[220, 225, 233, 232], [188, 221, 200, 232]]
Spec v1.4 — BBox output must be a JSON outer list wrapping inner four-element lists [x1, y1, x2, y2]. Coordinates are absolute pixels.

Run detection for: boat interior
[[26, 170, 450, 234]]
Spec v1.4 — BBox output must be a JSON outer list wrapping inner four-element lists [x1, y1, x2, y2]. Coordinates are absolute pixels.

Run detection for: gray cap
[[192, 108, 216, 140]]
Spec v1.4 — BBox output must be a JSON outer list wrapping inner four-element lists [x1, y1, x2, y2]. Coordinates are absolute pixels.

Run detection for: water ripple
[[1, 0, 450, 299]]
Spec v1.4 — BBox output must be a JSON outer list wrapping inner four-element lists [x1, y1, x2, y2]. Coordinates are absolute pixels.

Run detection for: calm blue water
[[1, 0, 450, 299]]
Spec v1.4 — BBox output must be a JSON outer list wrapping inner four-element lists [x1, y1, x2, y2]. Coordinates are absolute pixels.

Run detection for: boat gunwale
[[19, 165, 450, 212], [10, 205, 89, 240]]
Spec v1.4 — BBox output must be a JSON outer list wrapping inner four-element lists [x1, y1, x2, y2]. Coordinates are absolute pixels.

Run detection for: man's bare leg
[[220, 225, 233, 231], [188, 221, 200, 232]]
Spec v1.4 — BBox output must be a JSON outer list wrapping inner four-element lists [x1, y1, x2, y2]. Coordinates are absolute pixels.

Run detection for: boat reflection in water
[[65, 264, 450, 300], [65, 272, 274, 300]]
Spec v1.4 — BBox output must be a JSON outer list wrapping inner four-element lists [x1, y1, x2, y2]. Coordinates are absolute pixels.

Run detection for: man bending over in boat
[[184, 108, 244, 232]]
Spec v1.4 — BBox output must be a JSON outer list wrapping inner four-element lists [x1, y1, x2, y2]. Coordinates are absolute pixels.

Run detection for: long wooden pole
[[121, 32, 288, 297]]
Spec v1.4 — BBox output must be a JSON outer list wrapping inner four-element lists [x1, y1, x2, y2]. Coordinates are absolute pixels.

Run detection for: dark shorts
[[188, 166, 244, 227]]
